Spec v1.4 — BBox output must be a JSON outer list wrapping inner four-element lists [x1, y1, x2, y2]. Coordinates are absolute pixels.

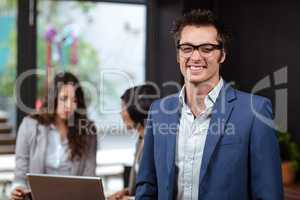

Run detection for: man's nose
[[190, 49, 204, 60]]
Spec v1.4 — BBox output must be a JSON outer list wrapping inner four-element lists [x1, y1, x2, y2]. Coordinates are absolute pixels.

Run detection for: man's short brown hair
[[171, 9, 230, 53]]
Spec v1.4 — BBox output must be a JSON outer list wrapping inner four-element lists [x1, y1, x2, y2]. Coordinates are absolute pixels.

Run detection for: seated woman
[[10, 72, 97, 200], [108, 84, 159, 200]]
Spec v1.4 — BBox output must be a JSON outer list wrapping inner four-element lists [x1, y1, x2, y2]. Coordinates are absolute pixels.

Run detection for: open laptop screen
[[27, 173, 105, 200]]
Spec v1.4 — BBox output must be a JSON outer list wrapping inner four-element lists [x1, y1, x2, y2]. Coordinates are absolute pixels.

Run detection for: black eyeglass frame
[[177, 42, 223, 51]]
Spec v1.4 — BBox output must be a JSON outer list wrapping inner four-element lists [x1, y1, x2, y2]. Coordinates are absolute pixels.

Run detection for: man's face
[[177, 25, 225, 86]]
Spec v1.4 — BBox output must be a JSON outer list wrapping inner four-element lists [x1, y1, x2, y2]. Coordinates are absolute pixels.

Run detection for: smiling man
[[135, 9, 283, 200]]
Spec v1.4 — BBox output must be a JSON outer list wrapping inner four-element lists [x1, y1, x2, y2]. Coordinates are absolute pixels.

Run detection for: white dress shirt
[[45, 124, 72, 175], [176, 79, 224, 200]]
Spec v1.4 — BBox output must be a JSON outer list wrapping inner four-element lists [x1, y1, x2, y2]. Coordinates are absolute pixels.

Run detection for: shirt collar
[[179, 78, 224, 110], [207, 78, 224, 104]]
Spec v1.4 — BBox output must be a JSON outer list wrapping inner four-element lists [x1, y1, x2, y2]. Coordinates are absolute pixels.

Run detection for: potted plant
[[278, 131, 300, 185]]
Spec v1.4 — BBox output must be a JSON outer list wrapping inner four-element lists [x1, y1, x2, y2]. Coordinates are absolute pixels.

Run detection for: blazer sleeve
[[82, 134, 97, 176], [12, 117, 35, 190], [135, 105, 158, 199], [250, 99, 283, 200]]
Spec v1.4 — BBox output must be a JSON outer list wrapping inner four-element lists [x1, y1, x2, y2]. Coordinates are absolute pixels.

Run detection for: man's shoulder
[[235, 89, 270, 104], [233, 88, 272, 108]]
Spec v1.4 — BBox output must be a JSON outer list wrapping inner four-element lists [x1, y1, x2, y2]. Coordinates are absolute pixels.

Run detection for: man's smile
[[187, 64, 207, 73]]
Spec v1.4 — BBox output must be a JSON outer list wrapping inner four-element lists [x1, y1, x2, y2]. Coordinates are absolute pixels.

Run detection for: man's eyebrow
[[178, 42, 219, 46], [178, 41, 220, 46]]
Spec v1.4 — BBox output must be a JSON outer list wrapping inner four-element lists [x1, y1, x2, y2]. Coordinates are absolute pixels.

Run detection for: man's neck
[[185, 79, 220, 116]]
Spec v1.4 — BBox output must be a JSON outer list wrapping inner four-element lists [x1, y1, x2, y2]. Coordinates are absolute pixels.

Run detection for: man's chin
[[185, 77, 206, 84]]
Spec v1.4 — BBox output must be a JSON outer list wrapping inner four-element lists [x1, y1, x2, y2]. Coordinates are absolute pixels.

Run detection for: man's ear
[[219, 50, 226, 63], [176, 52, 180, 63]]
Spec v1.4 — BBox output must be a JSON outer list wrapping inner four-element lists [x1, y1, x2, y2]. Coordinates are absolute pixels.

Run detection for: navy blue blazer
[[135, 83, 283, 200]]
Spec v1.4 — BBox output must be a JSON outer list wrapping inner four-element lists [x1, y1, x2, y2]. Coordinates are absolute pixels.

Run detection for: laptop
[[27, 173, 105, 200]]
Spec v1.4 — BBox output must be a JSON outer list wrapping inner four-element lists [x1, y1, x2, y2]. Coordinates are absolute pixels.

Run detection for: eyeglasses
[[177, 42, 223, 58]]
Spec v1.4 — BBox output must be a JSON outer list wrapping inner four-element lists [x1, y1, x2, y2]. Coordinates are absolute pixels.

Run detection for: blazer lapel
[[165, 95, 181, 199], [198, 84, 237, 185], [166, 95, 181, 175]]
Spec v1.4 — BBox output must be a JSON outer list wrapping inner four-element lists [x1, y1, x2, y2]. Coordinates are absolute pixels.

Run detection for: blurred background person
[[108, 84, 159, 200], [10, 72, 97, 200]]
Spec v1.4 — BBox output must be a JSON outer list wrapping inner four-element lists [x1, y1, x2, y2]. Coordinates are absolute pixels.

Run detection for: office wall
[[146, 0, 183, 96], [148, 0, 300, 143], [215, 0, 300, 143]]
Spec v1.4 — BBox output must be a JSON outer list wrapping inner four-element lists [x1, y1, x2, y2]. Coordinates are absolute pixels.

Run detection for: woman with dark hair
[[108, 84, 159, 200], [10, 72, 97, 200]]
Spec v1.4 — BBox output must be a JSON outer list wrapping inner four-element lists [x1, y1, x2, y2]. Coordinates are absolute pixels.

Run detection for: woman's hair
[[121, 84, 160, 127], [31, 71, 96, 160]]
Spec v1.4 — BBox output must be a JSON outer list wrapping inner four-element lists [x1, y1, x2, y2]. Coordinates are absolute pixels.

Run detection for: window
[[37, 0, 146, 132], [0, 0, 17, 126]]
